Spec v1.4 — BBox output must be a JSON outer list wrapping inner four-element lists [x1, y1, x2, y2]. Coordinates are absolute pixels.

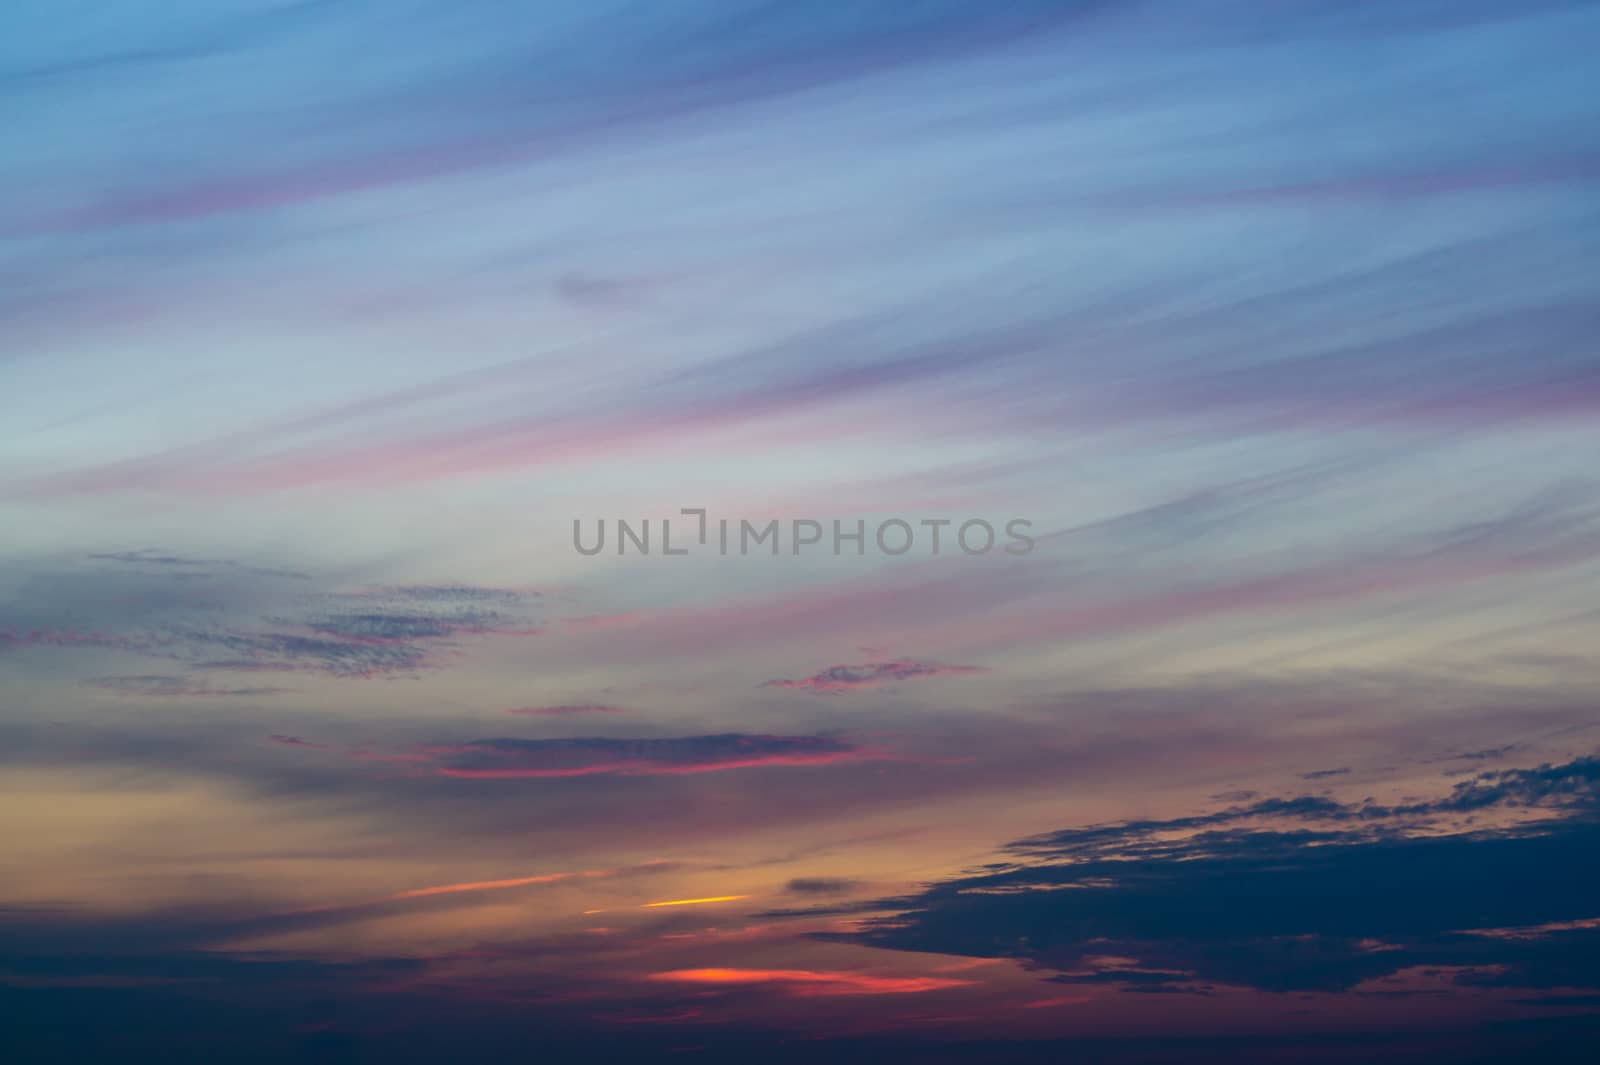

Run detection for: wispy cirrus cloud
[[506, 704, 627, 717], [415, 734, 890, 779], [170, 626, 441, 679], [17, 316, 1032, 498], [260, 729, 895, 780], [4, 1, 1600, 1059], [1, 627, 144, 653], [11, 2, 1091, 237], [332, 584, 542, 606], [786, 878, 864, 896], [764, 659, 986, 694], [284, 872, 585, 917], [1, 557, 544, 681], [87, 548, 311, 581], [266, 734, 329, 750], [302, 610, 539, 642], [85, 674, 290, 698]]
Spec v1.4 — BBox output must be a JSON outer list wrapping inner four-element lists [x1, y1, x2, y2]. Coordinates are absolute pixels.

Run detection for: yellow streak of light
[[641, 894, 749, 908]]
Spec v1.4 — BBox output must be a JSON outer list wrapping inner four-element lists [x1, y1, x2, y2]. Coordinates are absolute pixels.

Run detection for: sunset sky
[[3, 2, 1600, 1062]]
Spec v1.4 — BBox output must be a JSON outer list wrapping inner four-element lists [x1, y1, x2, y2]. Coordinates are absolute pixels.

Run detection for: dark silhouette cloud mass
[[833, 757, 1600, 998]]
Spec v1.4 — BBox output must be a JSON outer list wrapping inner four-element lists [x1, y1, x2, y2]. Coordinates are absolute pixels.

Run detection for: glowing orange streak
[[389, 873, 572, 900], [649, 968, 972, 996], [641, 895, 749, 908]]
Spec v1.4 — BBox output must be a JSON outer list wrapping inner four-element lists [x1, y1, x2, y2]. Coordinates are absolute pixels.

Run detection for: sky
[[2, 2, 1599, 1062]]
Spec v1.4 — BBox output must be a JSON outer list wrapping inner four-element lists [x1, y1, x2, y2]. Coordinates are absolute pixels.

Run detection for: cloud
[[16, 2, 1094, 236], [286, 872, 583, 916], [420, 734, 888, 779], [86, 549, 311, 580], [266, 734, 329, 750], [172, 627, 440, 678], [785, 878, 863, 896], [648, 968, 972, 997], [1, 628, 143, 653], [1454, 744, 1524, 762], [763, 659, 986, 694], [1004, 757, 1600, 859], [89, 550, 213, 566], [302, 610, 536, 641], [335, 584, 541, 605], [21, 319, 1032, 497], [506, 704, 627, 717], [831, 756, 1600, 995], [0, 558, 543, 680], [937, 492, 1600, 657], [85, 675, 290, 698], [4, 1, 1600, 1058]]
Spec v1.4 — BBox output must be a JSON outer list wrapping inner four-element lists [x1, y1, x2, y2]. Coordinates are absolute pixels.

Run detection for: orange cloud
[[649, 968, 972, 996]]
